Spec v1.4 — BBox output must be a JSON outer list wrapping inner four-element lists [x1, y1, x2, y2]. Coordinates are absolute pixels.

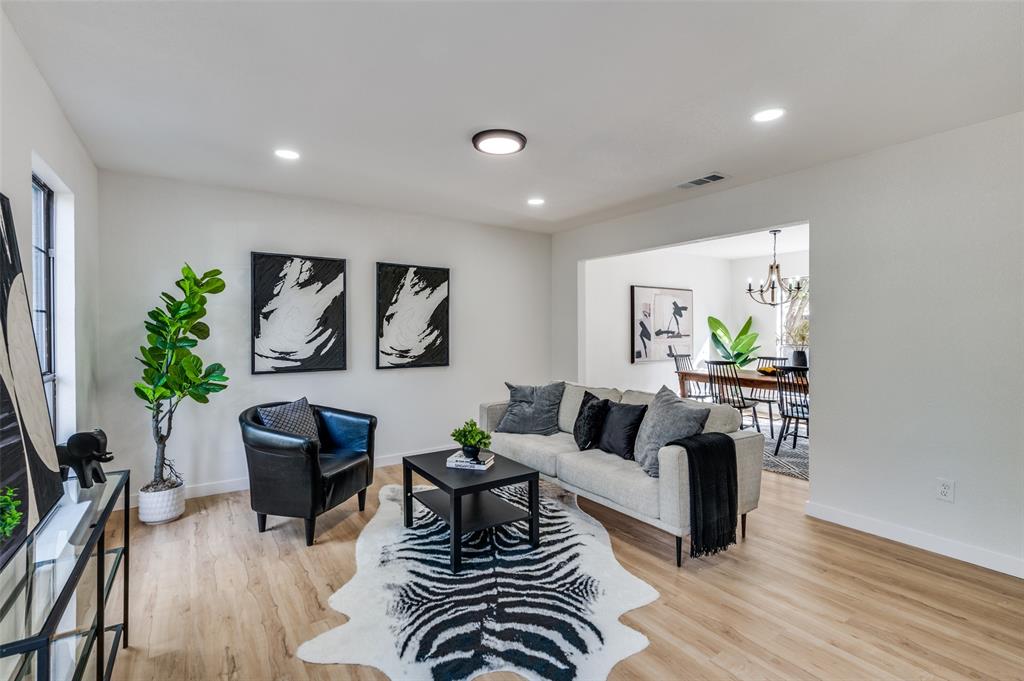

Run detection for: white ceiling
[[4, 1, 1021, 233]]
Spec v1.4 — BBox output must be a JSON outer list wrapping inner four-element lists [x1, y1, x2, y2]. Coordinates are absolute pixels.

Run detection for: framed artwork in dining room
[[630, 285, 693, 363], [251, 251, 346, 374], [376, 262, 450, 369]]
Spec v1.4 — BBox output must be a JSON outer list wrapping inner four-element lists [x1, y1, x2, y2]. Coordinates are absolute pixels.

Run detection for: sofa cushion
[[620, 389, 656, 406], [623, 389, 739, 433], [495, 382, 565, 435], [696, 401, 741, 433], [558, 382, 623, 432], [489, 431, 577, 477], [633, 386, 710, 477], [557, 449, 659, 518]]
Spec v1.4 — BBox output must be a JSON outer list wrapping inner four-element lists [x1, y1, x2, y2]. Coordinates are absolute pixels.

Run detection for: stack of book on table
[[446, 451, 495, 470]]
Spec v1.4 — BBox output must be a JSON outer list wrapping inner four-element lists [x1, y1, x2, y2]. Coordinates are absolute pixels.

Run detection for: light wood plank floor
[[107, 468, 1024, 681]]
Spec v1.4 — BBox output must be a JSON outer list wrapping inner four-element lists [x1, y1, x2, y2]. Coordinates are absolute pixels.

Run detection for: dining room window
[[31, 175, 57, 430]]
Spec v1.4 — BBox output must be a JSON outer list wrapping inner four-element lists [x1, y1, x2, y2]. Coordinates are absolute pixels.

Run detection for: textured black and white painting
[[376, 263, 449, 369], [298, 483, 658, 681], [251, 252, 346, 374], [630, 285, 693, 363], [0, 192, 63, 569]]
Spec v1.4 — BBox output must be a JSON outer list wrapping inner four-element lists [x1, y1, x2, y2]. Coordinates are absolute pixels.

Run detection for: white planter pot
[[138, 483, 185, 524]]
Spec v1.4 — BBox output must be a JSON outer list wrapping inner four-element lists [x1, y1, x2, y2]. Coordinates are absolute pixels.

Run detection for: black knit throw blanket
[[667, 432, 738, 558]]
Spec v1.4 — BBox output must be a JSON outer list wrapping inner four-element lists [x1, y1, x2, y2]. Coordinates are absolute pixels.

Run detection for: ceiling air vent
[[677, 172, 729, 189]]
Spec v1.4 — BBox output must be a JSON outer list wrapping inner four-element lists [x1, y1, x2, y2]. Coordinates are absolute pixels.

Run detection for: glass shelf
[[0, 471, 129, 681]]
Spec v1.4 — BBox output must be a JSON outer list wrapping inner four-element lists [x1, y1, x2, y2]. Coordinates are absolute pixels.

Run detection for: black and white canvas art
[[630, 285, 693, 363], [376, 263, 449, 369], [251, 252, 346, 374], [0, 192, 64, 569]]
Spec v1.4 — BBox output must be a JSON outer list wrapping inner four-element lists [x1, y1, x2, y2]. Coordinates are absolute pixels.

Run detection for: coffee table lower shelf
[[412, 489, 530, 533]]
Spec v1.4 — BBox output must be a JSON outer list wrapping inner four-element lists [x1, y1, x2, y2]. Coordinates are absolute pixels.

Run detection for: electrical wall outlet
[[936, 478, 956, 503]]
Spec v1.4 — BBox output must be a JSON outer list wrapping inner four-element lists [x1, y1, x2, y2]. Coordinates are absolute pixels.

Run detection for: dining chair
[[673, 353, 711, 401], [705, 360, 761, 432], [773, 366, 810, 456], [749, 356, 789, 438]]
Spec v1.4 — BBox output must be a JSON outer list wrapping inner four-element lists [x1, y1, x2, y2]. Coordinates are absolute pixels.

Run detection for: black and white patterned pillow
[[257, 397, 320, 443]]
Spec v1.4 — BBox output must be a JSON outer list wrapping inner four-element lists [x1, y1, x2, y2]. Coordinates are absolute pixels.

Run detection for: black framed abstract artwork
[[376, 263, 449, 369], [0, 192, 64, 569], [630, 285, 693, 363], [251, 252, 346, 374]]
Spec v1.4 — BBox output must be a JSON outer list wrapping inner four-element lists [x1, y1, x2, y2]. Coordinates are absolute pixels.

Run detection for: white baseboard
[[805, 501, 1024, 579], [129, 476, 249, 508], [128, 446, 450, 507], [373, 444, 452, 469]]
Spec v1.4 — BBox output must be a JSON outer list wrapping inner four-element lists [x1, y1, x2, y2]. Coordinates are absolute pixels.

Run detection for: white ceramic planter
[[138, 483, 185, 524]]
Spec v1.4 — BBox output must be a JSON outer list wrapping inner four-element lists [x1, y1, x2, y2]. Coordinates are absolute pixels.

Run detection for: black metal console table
[[0, 470, 129, 681]]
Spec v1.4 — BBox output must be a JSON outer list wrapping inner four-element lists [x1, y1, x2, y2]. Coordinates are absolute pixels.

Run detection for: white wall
[[97, 172, 551, 500], [581, 249, 732, 392], [552, 114, 1024, 576], [0, 12, 100, 436], [731, 250, 809, 352]]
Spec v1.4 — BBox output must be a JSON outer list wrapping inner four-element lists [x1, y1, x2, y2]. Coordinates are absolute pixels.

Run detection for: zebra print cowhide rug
[[297, 482, 659, 681]]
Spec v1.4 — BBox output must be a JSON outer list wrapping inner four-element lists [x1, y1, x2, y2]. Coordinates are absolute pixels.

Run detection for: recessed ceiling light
[[274, 148, 300, 160], [472, 129, 527, 155], [527, 197, 545, 206], [752, 108, 785, 123]]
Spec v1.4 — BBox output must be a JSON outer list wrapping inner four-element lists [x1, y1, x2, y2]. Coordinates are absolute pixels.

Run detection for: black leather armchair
[[238, 403, 377, 545]]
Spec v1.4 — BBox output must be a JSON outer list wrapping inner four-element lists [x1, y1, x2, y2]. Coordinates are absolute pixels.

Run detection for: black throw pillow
[[257, 397, 320, 444], [573, 391, 610, 450], [596, 402, 648, 460]]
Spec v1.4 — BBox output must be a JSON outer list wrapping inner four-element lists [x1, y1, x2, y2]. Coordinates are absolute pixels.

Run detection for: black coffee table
[[402, 449, 540, 572]]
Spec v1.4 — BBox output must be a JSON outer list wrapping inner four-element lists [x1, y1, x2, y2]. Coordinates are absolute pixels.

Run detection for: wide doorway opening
[[579, 222, 810, 481]]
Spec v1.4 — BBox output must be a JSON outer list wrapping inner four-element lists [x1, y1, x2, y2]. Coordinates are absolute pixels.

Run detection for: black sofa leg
[[676, 536, 683, 567], [304, 517, 316, 546], [741, 513, 747, 539], [358, 489, 366, 512], [257, 513, 267, 533]]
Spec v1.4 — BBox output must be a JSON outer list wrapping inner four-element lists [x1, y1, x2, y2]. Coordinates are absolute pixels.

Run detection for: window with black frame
[[31, 175, 56, 430]]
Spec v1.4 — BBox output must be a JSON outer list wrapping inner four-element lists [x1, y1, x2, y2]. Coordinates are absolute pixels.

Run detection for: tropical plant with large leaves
[[707, 316, 760, 368], [134, 265, 229, 491]]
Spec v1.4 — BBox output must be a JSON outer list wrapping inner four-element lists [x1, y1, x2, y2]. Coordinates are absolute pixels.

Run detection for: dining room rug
[[760, 421, 809, 480], [297, 482, 659, 681]]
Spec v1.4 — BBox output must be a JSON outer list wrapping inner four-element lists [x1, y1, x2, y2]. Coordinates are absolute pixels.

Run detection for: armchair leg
[[304, 517, 316, 546], [358, 489, 367, 512], [741, 513, 747, 539], [675, 536, 683, 567], [256, 513, 267, 533]]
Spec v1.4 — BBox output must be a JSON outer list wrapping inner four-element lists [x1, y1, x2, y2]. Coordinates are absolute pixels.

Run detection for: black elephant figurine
[[56, 429, 114, 488]]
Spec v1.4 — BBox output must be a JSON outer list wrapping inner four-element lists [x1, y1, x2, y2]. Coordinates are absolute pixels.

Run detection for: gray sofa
[[479, 382, 764, 565]]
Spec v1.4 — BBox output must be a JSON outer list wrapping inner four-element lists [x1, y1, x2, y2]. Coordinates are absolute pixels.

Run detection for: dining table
[[677, 368, 791, 398]]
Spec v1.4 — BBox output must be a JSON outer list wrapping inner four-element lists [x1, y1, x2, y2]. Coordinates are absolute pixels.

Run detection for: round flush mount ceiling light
[[274, 148, 301, 160], [527, 197, 545, 206], [751, 108, 786, 123], [472, 129, 527, 155]]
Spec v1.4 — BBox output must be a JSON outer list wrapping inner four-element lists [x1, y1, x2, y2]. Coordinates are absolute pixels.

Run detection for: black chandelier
[[746, 229, 803, 307]]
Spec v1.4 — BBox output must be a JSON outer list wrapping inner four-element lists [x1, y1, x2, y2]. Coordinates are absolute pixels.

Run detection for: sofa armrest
[[657, 430, 764, 533], [479, 401, 509, 432]]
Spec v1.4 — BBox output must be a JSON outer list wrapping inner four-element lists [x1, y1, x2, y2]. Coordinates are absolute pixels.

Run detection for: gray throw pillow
[[257, 397, 320, 444], [633, 386, 710, 477], [495, 382, 566, 435]]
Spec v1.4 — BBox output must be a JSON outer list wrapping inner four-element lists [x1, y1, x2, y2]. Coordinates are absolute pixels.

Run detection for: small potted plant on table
[[451, 420, 491, 462], [133, 265, 229, 524]]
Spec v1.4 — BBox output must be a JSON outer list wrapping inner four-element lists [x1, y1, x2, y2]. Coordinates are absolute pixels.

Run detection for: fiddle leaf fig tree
[[134, 265, 229, 492]]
